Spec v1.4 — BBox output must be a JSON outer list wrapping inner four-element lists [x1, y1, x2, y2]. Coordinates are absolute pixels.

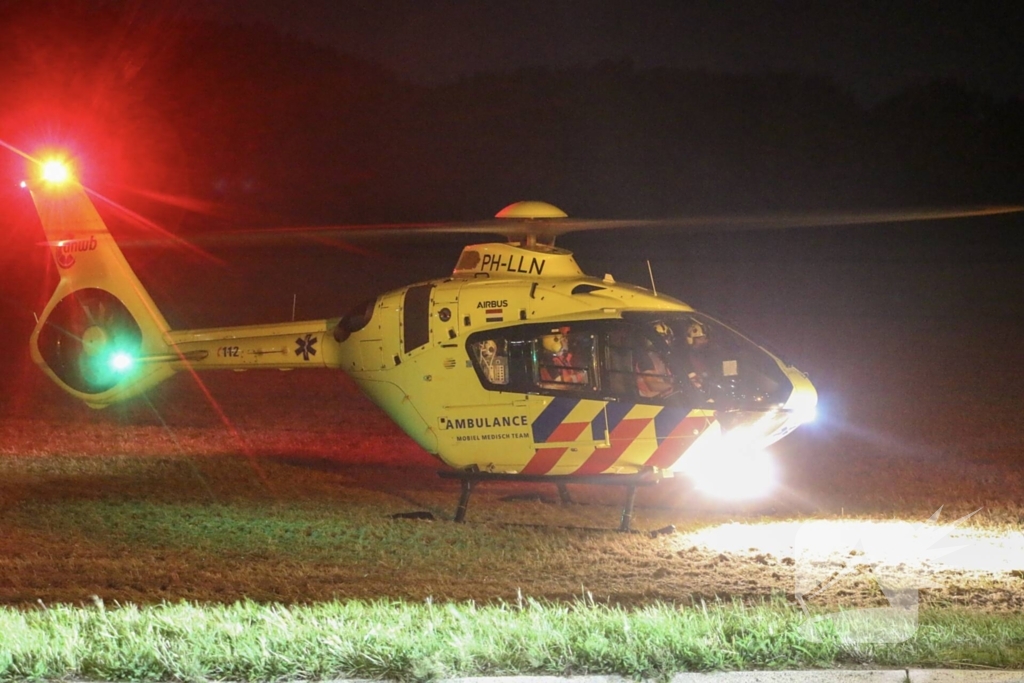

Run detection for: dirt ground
[[1, 317, 1023, 612]]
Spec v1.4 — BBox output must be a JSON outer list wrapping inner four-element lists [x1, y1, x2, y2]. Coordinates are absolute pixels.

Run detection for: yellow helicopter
[[21, 156, 1019, 529]]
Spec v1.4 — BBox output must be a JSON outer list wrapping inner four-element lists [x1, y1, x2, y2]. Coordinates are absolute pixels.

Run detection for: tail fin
[[27, 174, 176, 408]]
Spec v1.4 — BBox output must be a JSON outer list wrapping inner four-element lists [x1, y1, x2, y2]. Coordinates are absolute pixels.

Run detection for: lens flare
[[41, 159, 73, 184], [675, 421, 778, 499]]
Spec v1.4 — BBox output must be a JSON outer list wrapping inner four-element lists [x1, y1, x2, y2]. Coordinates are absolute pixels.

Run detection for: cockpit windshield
[[622, 312, 793, 410]]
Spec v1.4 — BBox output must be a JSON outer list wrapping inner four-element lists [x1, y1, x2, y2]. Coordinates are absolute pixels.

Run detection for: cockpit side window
[[472, 321, 681, 401], [603, 324, 680, 402], [468, 316, 791, 409], [603, 327, 638, 397], [624, 312, 794, 409], [470, 321, 685, 402]]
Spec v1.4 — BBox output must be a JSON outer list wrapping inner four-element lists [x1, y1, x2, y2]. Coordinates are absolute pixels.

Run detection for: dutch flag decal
[[485, 308, 503, 322]]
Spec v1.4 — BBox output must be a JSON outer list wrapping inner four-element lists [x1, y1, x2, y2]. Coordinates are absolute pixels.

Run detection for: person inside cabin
[[683, 320, 711, 391], [635, 322, 676, 398], [538, 328, 587, 386]]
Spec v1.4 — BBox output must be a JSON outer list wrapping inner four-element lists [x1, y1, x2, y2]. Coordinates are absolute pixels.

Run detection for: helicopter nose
[[783, 366, 818, 426]]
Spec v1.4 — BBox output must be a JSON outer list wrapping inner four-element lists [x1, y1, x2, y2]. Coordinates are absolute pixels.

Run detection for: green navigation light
[[109, 352, 135, 373]]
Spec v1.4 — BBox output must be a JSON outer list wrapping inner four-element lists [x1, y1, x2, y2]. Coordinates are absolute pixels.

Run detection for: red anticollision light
[[40, 158, 74, 185]]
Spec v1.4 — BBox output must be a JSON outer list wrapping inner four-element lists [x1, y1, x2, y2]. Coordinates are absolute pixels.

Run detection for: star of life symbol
[[795, 506, 980, 644], [295, 334, 317, 361]]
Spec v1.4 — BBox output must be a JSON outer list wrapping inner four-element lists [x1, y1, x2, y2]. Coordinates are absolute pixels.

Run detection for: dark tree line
[[2, 0, 1022, 228]]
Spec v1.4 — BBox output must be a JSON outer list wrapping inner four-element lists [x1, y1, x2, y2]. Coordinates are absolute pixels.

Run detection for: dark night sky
[[203, 0, 1024, 102]]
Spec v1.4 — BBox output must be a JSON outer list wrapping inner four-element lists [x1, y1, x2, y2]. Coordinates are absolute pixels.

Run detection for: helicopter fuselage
[[169, 242, 816, 477], [25, 177, 816, 481]]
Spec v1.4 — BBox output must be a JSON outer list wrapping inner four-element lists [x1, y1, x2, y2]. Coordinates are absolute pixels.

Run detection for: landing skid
[[437, 469, 664, 532]]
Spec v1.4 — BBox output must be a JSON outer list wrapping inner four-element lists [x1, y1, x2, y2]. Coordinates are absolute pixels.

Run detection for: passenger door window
[[468, 325, 599, 395]]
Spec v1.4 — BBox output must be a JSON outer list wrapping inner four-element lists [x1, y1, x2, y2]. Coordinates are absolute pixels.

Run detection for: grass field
[[3, 599, 1024, 681], [1, 317, 1023, 678]]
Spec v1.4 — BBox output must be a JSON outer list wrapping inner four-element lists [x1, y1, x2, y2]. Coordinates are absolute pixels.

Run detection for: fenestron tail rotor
[[36, 288, 143, 394]]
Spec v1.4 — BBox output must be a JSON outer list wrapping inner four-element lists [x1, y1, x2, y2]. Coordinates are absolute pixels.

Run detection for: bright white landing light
[[794, 404, 817, 425], [681, 445, 777, 499]]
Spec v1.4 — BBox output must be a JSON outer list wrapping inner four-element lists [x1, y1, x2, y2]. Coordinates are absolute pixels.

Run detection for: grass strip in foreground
[[1, 598, 1022, 681]]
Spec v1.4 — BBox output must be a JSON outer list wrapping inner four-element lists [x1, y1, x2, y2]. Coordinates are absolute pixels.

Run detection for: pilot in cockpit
[[684, 320, 711, 390]]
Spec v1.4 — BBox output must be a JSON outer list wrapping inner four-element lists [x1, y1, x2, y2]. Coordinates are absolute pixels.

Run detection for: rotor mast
[[494, 200, 568, 247], [449, 201, 582, 278]]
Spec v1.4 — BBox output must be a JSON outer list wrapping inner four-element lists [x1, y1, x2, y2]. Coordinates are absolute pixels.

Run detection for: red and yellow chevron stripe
[[527, 397, 713, 475]]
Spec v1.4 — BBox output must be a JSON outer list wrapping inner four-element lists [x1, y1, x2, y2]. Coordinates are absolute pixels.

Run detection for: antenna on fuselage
[[646, 259, 658, 296]]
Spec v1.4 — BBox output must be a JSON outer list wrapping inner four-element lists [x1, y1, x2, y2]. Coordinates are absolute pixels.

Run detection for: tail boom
[[167, 320, 336, 370]]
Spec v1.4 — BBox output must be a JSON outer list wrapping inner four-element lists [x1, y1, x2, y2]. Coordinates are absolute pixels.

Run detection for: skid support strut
[[437, 469, 663, 532], [619, 485, 638, 533], [454, 479, 474, 523]]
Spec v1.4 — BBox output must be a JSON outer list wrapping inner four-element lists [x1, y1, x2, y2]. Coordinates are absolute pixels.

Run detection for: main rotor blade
[[116, 205, 1023, 247]]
